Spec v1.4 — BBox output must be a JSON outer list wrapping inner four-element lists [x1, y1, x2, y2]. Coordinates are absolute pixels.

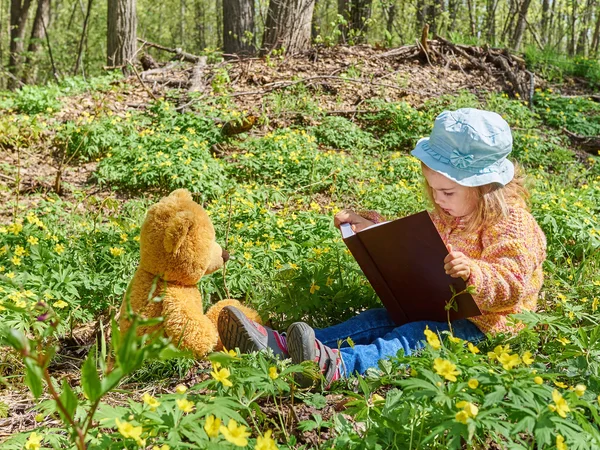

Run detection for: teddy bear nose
[[222, 249, 230, 262]]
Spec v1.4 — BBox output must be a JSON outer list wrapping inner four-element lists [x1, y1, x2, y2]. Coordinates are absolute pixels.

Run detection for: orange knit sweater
[[429, 207, 547, 334]]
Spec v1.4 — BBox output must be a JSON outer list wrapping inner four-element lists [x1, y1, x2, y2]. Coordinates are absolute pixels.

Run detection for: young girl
[[217, 108, 547, 386]]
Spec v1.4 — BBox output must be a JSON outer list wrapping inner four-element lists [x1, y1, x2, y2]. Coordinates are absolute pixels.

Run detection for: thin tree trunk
[[466, 0, 476, 37], [486, 0, 498, 45], [511, 0, 533, 51], [107, 0, 137, 72], [9, 0, 33, 89], [73, 0, 92, 75], [541, 0, 550, 45], [195, 0, 206, 51], [415, 0, 425, 37], [263, 0, 315, 54], [569, 0, 577, 55], [577, 0, 594, 55], [22, 0, 51, 84], [448, 0, 459, 32], [223, 0, 255, 56], [337, 0, 373, 44], [215, 0, 222, 49], [180, 0, 185, 47], [592, 7, 600, 55]]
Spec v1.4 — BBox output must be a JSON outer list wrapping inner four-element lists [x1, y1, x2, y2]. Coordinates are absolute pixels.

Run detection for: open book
[[340, 211, 481, 325]]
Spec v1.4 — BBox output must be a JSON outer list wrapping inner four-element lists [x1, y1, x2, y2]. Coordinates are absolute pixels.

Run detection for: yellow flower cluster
[[423, 327, 441, 350], [548, 390, 570, 418], [115, 418, 145, 446], [455, 400, 478, 424], [433, 358, 460, 382]]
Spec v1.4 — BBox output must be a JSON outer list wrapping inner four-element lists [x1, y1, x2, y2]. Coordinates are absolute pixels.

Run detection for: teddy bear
[[118, 188, 261, 357]]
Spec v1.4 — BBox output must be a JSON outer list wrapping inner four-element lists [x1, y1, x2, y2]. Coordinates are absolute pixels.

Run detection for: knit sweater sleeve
[[467, 208, 546, 312]]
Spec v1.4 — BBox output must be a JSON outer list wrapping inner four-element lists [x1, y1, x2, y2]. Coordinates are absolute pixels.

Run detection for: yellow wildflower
[[204, 414, 221, 438], [55, 243, 65, 254], [498, 352, 521, 370], [522, 351, 534, 365], [556, 434, 568, 450], [53, 300, 68, 309], [424, 326, 441, 350], [27, 236, 39, 245], [211, 367, 233, 387], [115, 418, 145, 446], [6, 272, 15, 279], [310, 282, 320, 294], [468, 379, 479, 389], [256, 429, 279, 450], [25, 431, 43, 450], [175, 384, 187, 394], [142, 393, 161, 411], [433, 358, 460, 382], [269, 366, 279, 380], [557, 337, 571, 346], [455, 410, 469, 424], [152, 445, 170, 450], [326, 277, 334, 287], [176, 398, 195, 413], [574, 384, 586, 397], [467, 343, 480, 354], [110, 247, 125, 257], [220, 419, 251, 447], [448, 335, 463, 344], [534, 376, 544, 385], [554, 381, 568, 389], [548, 390, 570, 418]]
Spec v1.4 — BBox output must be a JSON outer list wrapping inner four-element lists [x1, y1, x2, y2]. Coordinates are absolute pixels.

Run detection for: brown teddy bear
[[118, 189, 261, 357]]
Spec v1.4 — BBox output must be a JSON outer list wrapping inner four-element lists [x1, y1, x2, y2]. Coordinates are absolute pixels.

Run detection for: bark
[[448, 0, 459, 32], [416, 0, 425, 33], [263, 0, 315, 54], [576, 0, 594, 55], [195, 0, 206, 51], [107, 0, 137, 72], [9, 0, 33, 89], [73, 0, 93, 76], [569, 0, 577, 55], [486, 0, 498, 45], [511, 0, 533, 51], [466, 0, 476, 37], [592, 7, 600, 55], [223, 0, 255, 56], [338, 0, 373, 43], [22, 0, 51, 84], [541, 0, 550, 45]]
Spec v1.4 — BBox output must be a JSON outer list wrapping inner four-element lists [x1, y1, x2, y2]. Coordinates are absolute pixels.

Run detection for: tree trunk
[[195, 0, 207, 51], [486, 0, 498, 45], [415, 0, 425, 35], [215, 0, 222, 49], [22, 0, 51, 84], [569, 0, 577, 55], [576, 0, 594, 55], [107, 0, 137, 72], [448, 0, 459, 32], [263, 0, 315, 54], [338, 0, 373, 44], [466, 0, 476, 37], [9, 0, 33, 89], [592, 6, 600, 55], [511, 0, 533, 51], [223, 0, 255, 56], [73, 0, 93, 76], [541, 0, 550, 45]]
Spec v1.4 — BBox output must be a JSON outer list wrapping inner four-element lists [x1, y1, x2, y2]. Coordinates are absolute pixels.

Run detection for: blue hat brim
[[411, 138, 514, 187]]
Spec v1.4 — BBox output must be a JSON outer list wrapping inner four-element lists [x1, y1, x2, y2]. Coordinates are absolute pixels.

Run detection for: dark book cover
[[340, 211, 481, 325]]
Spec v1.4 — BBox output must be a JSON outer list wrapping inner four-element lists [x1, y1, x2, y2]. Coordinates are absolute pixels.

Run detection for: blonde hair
[[423, 163, 530, 233]]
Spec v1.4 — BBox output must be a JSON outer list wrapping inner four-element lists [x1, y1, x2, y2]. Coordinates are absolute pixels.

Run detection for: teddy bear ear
[[169, 189, 193, 203], [164, 210, 195, 255]]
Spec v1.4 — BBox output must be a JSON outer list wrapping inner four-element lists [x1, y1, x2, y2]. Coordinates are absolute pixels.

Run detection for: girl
[[217, 108, 547, 387]]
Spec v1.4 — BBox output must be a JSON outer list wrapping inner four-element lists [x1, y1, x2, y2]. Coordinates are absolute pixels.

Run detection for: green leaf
[[58, 380, 79, 424], [24, 359, 44, 399], [81, 348, 103, 402]]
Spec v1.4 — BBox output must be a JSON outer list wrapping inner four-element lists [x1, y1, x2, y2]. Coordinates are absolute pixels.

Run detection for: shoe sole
[[218, 306, 267, 354], [287, 322, 316, 388]]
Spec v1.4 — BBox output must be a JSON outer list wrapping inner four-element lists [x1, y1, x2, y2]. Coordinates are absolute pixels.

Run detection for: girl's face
[[423, 165, 478, 218]]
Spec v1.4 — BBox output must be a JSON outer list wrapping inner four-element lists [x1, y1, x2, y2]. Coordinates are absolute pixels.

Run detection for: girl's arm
[[467, 208, 547, 312]]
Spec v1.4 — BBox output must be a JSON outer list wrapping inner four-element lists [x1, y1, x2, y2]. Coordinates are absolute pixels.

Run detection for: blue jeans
[[314, 308, 485, 376]]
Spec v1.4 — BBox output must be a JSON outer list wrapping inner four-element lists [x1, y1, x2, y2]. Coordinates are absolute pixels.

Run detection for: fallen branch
[[563, 128, 600, 155], [137, 38, 203, 63]]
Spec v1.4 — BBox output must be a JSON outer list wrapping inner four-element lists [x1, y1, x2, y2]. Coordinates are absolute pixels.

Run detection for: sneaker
[[217, 306, 288, 358], [286, 322, 342, 388]]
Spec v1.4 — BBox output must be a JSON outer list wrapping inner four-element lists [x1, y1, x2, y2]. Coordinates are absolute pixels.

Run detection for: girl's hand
[[334, 209, 374, 232], [444, 244, 471, 281]]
